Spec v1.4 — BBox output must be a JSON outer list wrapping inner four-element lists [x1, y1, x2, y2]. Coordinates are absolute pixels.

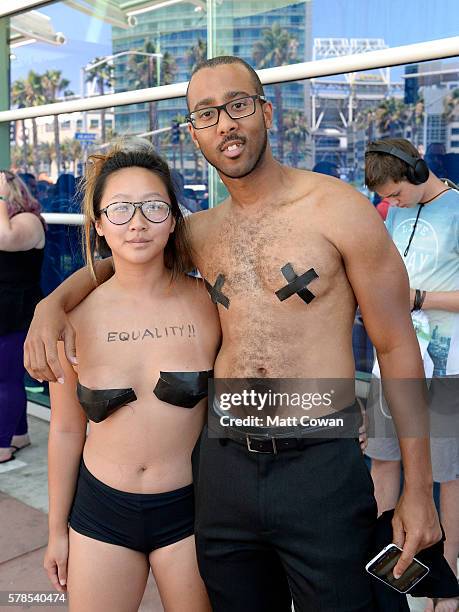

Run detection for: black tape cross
[[205, 274, 230, 309], [275, 263, 319, 304]]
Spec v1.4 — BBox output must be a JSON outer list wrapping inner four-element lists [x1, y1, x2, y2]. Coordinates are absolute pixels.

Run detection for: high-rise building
[[111, 1, 312, 178]]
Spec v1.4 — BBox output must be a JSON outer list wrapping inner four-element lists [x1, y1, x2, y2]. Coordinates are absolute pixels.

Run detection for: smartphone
[[366, 544, 429, 594]]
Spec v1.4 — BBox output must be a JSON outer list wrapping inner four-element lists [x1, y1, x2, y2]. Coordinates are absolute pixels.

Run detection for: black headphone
[[366, 142, 429, 185]]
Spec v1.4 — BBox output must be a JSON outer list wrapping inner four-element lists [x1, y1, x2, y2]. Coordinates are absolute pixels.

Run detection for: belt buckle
[[246, 435, 278, 454]]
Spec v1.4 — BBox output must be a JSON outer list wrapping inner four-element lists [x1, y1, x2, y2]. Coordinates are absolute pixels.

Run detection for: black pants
[[194, 431, 378, 612]]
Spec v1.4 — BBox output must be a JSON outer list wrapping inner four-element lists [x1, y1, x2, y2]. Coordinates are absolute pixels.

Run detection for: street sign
[[75, 132, 97, 142]]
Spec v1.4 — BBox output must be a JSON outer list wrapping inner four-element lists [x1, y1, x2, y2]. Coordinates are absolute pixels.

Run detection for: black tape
[[154, 370, 213, 408], [77, 382, 137, 423], [205, 274, 230, 309], [275, 263, 319, 304]]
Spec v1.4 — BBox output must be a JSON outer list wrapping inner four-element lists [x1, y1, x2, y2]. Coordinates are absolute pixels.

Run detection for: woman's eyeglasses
[[98, 200, 171, 225]]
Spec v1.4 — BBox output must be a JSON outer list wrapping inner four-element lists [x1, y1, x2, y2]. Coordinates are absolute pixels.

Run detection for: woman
[[44, 141, 220, 611], [0, 171, 46, 463]]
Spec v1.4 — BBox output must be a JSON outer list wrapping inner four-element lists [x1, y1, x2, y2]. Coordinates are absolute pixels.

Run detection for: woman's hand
[[44, 532, 69, 592], [0, 171, 9, 200]]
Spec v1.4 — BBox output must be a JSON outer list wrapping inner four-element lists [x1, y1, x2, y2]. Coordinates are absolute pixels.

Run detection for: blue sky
[[11, 0, 459, 94], [313, 0, 458, 45]]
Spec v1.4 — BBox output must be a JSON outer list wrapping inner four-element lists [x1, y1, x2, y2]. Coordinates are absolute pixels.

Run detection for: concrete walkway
[[0, 414, 162, 611], [0, 410, 434, 611]]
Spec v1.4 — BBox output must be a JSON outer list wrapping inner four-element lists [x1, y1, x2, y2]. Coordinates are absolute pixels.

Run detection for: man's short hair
[[186, 56, 264, 109], [365, 138, 421, 189]]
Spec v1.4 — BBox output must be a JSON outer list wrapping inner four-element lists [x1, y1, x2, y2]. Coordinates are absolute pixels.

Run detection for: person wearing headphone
[[365, 138, 459, 612]]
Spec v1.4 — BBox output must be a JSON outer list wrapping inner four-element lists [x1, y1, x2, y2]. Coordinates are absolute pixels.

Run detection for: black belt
[[219, 430, 337, 454]]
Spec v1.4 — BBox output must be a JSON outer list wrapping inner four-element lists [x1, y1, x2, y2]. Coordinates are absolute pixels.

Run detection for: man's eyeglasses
[[187, 95, 267, 129], [98, 200, 171, 225]]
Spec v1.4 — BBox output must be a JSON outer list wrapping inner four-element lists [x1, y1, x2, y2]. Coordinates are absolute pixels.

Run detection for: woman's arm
[[0, 203, 44, 251], [45, 341, 87, 591], [48, 341, 87, 540]]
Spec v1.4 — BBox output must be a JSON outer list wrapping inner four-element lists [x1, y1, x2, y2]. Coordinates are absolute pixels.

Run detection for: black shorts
[[69, 459, 195, 554]]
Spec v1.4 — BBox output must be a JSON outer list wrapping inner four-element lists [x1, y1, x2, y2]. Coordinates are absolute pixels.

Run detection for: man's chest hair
[[195, 209, 342, 300]]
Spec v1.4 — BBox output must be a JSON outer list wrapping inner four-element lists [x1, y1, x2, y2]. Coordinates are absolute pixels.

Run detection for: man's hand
[[24, 298, 77, 383], [391, 487, 441, 579]]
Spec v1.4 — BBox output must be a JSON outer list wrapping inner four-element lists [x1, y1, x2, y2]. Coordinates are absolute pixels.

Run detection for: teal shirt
[[385, 188, 459, 375]]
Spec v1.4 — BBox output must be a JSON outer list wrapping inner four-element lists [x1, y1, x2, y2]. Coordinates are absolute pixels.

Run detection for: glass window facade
[[3, 1, 458, 178], [5, 0, 459, 181]]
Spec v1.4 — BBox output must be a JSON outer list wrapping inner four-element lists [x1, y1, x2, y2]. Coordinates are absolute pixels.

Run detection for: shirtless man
[[25, 56, 441, 611]]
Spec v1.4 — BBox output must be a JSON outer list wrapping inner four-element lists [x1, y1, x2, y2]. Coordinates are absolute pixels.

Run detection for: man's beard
[[199, 130, 268, 180]]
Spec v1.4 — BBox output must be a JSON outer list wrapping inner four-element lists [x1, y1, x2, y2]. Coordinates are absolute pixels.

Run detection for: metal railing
[[0, 0, 53, 18], [5, 34, 459, 223], [1, 36, 459, 122], [43, 213, 84, 225]]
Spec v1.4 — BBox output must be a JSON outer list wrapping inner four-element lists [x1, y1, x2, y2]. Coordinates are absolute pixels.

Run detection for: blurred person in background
[[0, 170, 46, 463], [312, 160, 339, 178], [365, 138, 459, 612], [375, 197, 392, 221], [51, 173, 78, 213], [18, 172, 38, 201]]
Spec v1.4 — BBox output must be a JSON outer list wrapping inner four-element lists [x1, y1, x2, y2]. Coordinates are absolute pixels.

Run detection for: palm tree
[[60, 138, 82, 173], [253, 23, 299, 162], [11, 143, 32, 172], [171, 114, 186, 172], [38, 141, 54, 175], [444, 88, 459, 122], [186, 38, 207, 75], [42, 70, 71, 176], [352, 106, 378, 144], [68, 139, 83, 174], [11, 78, 29, 170], [127, 41, 162, 144], [24, 70, 45, 174], [284, 110, 309, 167], [161, 51, 177, 85], [374, 98, 409, 138], [408, 99, 424, 147], [11, 144, 22, 170], [60, 139, 72, 172], [85, 58, 114, 144]]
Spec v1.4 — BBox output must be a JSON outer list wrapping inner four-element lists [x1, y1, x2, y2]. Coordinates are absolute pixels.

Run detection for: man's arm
[[24, 257, 114, 382], [327, 184, 441, 578]]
